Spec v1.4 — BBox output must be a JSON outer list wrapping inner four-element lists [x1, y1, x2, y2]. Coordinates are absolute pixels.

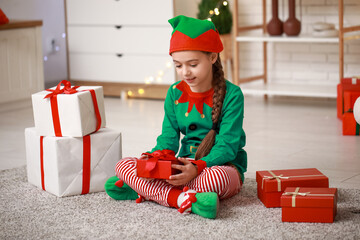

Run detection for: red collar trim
[[176, 81, 213, 116]]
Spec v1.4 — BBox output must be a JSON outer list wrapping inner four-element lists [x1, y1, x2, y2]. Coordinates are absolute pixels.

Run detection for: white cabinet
[[66, 0, 175, 87], [66, 0, 173, 26], [0, 21, 44, 109]]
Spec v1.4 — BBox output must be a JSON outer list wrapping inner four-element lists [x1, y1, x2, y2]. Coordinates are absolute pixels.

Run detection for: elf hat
[[168, 15, 223, 55]]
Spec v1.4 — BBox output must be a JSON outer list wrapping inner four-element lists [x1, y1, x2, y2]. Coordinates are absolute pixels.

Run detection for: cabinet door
[[69, 53, 174, 84], [66, 0, 173, 25], [0, 28, 43, 104], [67, 26, 171, 54]]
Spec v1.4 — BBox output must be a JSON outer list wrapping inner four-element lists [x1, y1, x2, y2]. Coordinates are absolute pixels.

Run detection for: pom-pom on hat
[[168, 15, 223, 55]]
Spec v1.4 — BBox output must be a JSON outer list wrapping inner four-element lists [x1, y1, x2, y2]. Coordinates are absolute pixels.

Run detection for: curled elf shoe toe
[[178, 187, 219, 219], [104, 176, 138, 200]]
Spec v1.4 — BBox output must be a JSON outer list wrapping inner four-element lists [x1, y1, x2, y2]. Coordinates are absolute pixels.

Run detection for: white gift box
[[25, 127, 121, 197], [32, 85, 106, 137]]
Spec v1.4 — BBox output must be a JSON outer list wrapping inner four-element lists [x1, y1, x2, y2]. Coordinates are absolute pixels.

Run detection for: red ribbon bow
[[44, 80, 80, 99], [141, 150, 177, 173]]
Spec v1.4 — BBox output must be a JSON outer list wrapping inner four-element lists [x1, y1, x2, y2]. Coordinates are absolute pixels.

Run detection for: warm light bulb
[[145, 77, 152, 84], [214, 8, 220, 15], [223, 1, 228, 6], [166, 62, 172, 68], [158, 70, 164, 76], [138, 89, 145, 94], [209, 10, 214, 15], [156, 77, 162, 83], [207, 18, 212, 21], [127, 91, 133, 96]]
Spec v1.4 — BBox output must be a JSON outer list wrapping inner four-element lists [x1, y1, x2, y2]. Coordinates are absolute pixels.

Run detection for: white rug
[[0, 167, 359, 239]]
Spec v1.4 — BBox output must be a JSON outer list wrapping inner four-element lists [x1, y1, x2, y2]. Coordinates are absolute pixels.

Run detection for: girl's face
[[172, 51, 217, 92]]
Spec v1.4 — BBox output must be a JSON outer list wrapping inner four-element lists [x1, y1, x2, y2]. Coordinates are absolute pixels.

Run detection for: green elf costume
[[105, 15, 247, 219]]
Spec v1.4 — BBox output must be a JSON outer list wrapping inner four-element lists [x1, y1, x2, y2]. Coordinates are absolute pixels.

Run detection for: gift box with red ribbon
[[256, 168, 329, 208], [337, 77, 360, 119], [280, 187, 337, 223], [25, 127, 121, 197], [32, 80, 106, 137], [136, 150, 181, 179]]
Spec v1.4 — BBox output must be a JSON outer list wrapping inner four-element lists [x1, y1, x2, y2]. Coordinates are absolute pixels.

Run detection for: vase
[[267, 0, 283, 36], [283, 0, 301, 36]]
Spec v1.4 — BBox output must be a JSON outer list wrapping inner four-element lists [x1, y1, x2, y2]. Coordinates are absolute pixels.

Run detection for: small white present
[[32, 80, 106, 137], [25, 127, 121, 197]]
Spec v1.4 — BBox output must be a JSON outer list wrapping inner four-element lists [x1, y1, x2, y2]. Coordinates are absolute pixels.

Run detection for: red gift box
[[337, 77, 360, 119], [343, 112, 360, 135], [256, 168, 329, 208], [344, 91, 360, 113], [281, 187, 337, 223], [136, 150, 180, 179]]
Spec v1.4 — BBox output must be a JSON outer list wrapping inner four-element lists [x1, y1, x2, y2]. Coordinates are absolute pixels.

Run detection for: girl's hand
[[166, 158, 197, 186]]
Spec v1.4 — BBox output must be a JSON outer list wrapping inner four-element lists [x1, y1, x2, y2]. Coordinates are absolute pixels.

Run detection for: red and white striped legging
[[115, 157, 242, 207]]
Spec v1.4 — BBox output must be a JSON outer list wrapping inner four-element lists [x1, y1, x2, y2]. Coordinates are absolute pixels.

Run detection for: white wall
[[237, 0, 360, 85], [174, 0, 201, 17], [0, 0, 67, 88]]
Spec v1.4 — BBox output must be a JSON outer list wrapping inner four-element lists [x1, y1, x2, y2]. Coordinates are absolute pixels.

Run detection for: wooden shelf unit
[[232, 0, 360, 98]]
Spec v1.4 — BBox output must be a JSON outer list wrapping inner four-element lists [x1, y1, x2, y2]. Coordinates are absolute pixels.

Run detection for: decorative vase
[[267, 0, 283, 36], [283, 0, 301, 36]]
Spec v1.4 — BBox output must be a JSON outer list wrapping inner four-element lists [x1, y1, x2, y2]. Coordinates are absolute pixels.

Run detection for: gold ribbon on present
[[283, 187, 335, 207], [261, 170, 325, 192], [262, 171, 289, 191]]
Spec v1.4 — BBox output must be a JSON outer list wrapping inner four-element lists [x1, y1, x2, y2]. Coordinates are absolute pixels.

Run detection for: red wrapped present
[[337, 77, 360, 119], [344, 91, 360, 113], [343, 112, 360, 135], [136, 150, 180, 179], [281, 187, 337, 223], [256, 168, 329, 208]]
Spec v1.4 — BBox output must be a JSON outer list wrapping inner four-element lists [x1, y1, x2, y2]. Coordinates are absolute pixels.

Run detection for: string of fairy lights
[[207, 0, 229, 21], [127, 0, 228, 98]]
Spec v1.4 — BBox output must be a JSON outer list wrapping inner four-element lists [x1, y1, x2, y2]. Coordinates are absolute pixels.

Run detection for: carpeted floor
[[0, 167, 359, 240]]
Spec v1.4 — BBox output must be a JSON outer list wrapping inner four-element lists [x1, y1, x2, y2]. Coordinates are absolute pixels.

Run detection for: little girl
[[105, 15, 247, 219]]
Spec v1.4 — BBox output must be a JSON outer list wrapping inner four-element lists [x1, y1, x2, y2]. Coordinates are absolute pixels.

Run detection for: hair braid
[[195, 54, 226, 160]]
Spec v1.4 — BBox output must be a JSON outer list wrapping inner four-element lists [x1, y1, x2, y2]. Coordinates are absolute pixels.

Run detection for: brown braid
[[195, 54, 226, 160]]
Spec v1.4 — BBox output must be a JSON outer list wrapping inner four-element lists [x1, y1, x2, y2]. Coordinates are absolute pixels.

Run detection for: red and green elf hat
[[168, 15, 223, 55]]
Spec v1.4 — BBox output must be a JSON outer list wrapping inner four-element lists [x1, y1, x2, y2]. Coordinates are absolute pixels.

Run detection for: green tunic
[[151, 80, 247, 182]]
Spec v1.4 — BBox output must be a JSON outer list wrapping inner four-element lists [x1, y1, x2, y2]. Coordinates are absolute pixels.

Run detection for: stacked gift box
[[25, 80, 122, 197], [337, 77, 360, 135], [256, 168, 337, 223]]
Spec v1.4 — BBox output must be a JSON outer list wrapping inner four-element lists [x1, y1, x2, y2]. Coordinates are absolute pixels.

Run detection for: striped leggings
[[115, 157, 242, 207]]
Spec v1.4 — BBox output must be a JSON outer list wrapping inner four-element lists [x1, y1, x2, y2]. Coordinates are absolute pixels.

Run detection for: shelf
[[236, 33, 339, 43], [239, 81, 337, 98], [232, 0, 359, 98], [236, 32, 360, 43]]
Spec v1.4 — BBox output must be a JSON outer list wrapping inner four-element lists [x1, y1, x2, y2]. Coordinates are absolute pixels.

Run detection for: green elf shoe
[[178, 187, 219, 219], [191, 192, 219, 219], [104, 176, 138, 200]]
